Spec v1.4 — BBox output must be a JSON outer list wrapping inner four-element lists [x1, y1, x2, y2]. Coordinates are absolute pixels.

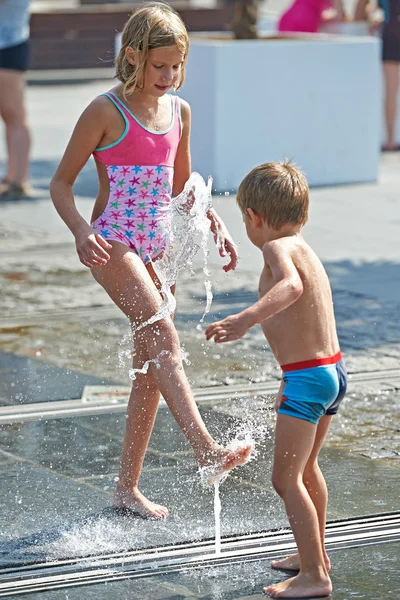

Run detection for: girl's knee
[[133, 325, 181, 371]]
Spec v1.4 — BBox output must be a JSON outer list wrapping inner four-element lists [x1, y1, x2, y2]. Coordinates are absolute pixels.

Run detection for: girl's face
[[143, 46, 185, 96]]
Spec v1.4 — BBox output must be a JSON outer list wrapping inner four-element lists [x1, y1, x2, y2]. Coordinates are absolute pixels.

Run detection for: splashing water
[[134, 173, 214, 334], [129, 349, 171, 380], [129, 346, 191, 380], [127, 173, 214, 380], [199, 431, 257, 487], [214, 481, 222, 556]]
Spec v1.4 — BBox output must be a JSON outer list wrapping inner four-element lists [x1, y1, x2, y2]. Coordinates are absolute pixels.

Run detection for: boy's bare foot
[[263, 572, 332, 598], [113, 488, 169, 520], [197, 442, 254, 485], [271, 553, 331, 572]]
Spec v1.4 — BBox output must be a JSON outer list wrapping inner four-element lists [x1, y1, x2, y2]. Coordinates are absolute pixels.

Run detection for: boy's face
[[242, 209, 265, 249]]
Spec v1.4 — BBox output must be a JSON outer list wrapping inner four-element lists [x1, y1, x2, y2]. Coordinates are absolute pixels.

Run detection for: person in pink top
[[50, 2, 252, 519], [278, 0, 346, 34]]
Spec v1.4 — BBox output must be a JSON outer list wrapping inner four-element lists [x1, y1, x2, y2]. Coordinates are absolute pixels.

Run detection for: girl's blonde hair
[[116, 2, 189, 97]]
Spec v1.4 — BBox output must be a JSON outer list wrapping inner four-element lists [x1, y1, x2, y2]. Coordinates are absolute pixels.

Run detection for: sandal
[[0, 180, 32, 201]]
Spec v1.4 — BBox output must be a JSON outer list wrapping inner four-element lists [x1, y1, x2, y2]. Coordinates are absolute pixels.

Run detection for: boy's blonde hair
[[237, 161, 309, 230], [116, 2, 189, 97]]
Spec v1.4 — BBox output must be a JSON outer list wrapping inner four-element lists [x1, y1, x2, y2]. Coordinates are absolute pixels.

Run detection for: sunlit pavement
[[0, 78, 399, 599]]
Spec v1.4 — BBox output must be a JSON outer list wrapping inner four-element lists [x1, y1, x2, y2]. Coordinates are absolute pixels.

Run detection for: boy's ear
[[247, 208, 263, 228], [125, 47, 138, 66]]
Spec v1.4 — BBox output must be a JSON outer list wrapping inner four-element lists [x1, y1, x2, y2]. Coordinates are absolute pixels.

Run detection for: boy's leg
[[264, 414, 332, 598], [303, 415, 333, 566], [271, 415, 333, 572]]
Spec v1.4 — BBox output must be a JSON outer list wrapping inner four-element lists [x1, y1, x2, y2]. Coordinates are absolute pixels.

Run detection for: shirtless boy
[[206, 161, 347, 598]]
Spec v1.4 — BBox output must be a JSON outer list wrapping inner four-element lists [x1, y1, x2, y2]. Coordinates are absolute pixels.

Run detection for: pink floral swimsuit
[[92, 92, 182, 264]]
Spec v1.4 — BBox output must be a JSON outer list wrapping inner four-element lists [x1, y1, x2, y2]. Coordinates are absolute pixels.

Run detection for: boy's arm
[[205, 242, 303, 343]]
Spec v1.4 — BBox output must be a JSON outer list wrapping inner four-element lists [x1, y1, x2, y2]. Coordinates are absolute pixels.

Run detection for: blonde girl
[[50, 2, 251, 519]]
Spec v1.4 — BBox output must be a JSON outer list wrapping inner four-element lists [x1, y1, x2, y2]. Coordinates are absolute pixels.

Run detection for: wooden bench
[[30, 2, 234, 69]]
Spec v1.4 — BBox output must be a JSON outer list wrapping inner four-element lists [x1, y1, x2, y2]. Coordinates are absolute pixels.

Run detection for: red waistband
[[281, 351, 342, 373]]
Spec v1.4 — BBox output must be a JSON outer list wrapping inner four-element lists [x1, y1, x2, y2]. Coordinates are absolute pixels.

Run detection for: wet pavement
[[0, 79, 400, 597]]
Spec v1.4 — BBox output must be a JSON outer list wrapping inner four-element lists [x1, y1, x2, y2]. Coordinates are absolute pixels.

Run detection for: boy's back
[[259, 235, 340, 367]]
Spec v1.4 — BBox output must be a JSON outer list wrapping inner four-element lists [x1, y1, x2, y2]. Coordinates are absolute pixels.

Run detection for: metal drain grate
[[1, 367, 400, 424], [0, 512, 398, 596]]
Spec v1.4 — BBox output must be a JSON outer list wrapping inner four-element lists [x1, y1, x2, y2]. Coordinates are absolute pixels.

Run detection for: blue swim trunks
[[278, 351, 348, 425]]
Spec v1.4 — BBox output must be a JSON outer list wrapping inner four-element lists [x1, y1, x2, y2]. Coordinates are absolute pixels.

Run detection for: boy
[[206, 161, 347, 599]]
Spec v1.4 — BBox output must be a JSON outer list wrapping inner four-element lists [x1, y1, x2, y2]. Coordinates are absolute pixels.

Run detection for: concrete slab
[[0, 351, 116, 407]]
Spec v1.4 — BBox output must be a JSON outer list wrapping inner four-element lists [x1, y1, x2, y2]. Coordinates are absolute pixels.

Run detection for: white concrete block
[[181, 36, 382, 190]]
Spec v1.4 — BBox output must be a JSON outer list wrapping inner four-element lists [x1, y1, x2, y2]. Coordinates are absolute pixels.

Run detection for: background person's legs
[[0, 68, 30, 194], [383, 61, 400, 150]]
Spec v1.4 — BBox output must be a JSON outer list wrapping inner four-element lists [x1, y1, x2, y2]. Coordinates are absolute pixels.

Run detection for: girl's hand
[[209, 211, 239, 272], [75, 226, 112, 268], [205, 312, 252, 343]]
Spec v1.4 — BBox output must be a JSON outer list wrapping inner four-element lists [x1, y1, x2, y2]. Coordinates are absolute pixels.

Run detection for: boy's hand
[[205, 313, 252, 343]]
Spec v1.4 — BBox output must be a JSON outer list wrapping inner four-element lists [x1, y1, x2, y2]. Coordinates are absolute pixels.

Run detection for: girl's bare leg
[[114, 340, 167, 518], [0, 69, 30, 188], [383, 61, 400, 151], [264, 415, 332, 599], [271, 415, 333, 572], [114, 263, 173, 518], [92, 243, 252, 517]]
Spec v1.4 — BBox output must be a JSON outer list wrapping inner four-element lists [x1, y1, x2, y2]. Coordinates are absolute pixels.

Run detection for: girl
[[277, 0, 345, 34], [50, 2, 252, 519]]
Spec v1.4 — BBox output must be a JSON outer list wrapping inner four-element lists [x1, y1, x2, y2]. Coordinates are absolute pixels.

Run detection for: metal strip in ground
[[0, 513, 398, 596], [1, 367, 400, 424]]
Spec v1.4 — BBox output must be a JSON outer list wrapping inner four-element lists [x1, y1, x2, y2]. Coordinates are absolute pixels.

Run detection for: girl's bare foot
[[271, 552, 331, 572], [113, 488, 169, 519], [263, 572, 332, 598], [197, 442, 254, 484]]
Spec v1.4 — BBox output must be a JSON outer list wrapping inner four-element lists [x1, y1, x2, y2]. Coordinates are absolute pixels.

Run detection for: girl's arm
[[50, 98, 113, 268], [173, 98, 239, 272], [172, 99, 191, 196]]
